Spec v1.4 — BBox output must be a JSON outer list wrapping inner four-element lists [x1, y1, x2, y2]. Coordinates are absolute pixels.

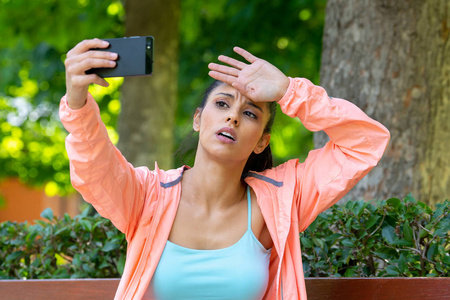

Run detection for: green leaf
[[404, 194, 417, 204], [300, 237, 313, 248], [366, 215, 380, 230], [323, 233, 342, 242], [312, 237, 324, 248], [403, 222, 414, 243], [102, 241, 120, 252], [398, 254, 406, 273], [40, 208, 54, 221], [419, 229, 428, 239], [386, 265, 400, 276], [374, 247, 397, 260], [427, 244, 437, 261], [442, 255, 450, 265], [382, 225, 396, 244], [345, 218, 352, 232], [387, 198, 401, 210], [341, 239, 354, 247], [6, 251, 24, 262], [343, 267, 356, 277], [353, 200, 366, 216], [79, 219, 92, 232], [391, 239, 413, 246]]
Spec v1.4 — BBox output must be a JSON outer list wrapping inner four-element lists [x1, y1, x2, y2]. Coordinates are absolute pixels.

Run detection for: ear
[[253, 133, 271, 155], [193, 108, 201, 132]]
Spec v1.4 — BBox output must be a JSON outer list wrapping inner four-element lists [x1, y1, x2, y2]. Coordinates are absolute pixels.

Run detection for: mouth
[[216, 127, 237, 143], [218, 131, 235, 141]]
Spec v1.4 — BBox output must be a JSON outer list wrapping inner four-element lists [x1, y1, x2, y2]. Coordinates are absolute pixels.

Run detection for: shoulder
[[153, 164, 188, 189], [244, 159, 301, 190]]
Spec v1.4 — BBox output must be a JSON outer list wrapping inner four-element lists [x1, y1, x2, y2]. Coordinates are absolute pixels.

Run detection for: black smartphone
[[86, 36, 153, 78]]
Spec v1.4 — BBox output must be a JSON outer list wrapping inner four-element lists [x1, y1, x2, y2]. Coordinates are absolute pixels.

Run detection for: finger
[[208, 71, 237, 85], [208, 63, 239, 77], [217, 55, 247, 70], [69, 58, 116, 75], [233, 47, 259, 63], [68, 38, 110, 56], [231, 82, 248, 95], [66, 50, 117, 68], [72, 74, 109, 88]]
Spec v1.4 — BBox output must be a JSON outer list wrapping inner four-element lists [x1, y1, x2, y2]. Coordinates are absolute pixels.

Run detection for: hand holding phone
[[86, 36, 154, 78], [65, 38, 118, 109]]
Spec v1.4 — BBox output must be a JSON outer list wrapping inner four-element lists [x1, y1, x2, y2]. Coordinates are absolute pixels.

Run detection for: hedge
[[1, 195, 448, 279]]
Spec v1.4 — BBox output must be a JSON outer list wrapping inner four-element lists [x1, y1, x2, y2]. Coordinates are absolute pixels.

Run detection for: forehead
[[209, 84, 267, 112]]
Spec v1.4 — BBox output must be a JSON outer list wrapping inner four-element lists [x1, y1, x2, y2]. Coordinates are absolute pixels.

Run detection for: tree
[[118, 0, 180, 169], [317, 0, 449, 205]]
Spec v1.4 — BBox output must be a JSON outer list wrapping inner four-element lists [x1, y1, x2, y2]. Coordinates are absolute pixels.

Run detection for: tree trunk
[[118, 0, 180, 169], [318, 0, 449, 205]]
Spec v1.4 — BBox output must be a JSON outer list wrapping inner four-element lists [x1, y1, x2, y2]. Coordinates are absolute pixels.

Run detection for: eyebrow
[[215, 92, 264, 113]]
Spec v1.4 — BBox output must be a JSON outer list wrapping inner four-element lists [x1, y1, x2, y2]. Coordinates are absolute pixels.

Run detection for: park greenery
[[1, 1, 449, 280], [0, 0, 325, 197], [1, 195, 448, 279]]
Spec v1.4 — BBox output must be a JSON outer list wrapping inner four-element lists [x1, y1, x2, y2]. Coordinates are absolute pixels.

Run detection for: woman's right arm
[[60, 39, 159, 238]]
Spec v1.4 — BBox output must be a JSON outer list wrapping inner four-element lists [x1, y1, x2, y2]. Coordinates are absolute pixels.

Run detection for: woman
[[61, 39, 390, 300]]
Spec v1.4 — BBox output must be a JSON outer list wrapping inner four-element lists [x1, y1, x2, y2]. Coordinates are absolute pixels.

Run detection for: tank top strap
[[247, 186, 251, 231]]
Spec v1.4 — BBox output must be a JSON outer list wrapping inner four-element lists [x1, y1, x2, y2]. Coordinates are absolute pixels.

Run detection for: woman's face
[[193, 83, 271, 165]]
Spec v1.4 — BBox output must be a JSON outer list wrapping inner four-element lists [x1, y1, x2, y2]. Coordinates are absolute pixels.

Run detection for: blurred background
[[0, 0, 325, 222], [1, 0, 449, 223]]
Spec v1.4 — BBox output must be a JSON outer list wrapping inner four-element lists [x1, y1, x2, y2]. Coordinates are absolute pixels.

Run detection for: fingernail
[[102, 41, 109, 46], [110, 52, 118, 59]]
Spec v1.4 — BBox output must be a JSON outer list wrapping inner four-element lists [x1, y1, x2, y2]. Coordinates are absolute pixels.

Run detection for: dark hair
[[176, 80, 277, 176]]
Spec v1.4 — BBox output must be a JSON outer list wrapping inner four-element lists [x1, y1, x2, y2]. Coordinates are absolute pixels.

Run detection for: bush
[[300, 195, 450, 277], [0, 195, 448, 279], [0, 206, 126, 279]]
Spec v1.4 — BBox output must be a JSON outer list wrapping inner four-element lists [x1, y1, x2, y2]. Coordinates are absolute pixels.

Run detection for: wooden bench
[[0, 277, 449, 299]]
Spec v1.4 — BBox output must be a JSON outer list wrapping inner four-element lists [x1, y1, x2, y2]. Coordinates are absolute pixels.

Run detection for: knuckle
[[67, 65, 75, 74], [71, 76, 82, 86]]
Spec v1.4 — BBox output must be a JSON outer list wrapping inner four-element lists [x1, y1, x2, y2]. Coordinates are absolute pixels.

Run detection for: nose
[[226, 111, 239, 126]]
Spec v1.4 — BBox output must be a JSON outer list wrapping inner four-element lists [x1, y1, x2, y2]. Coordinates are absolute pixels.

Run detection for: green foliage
[[0, 0, 124, 195], [0, 207, 126, 279], [301, 195, 450, 277], [1, 196, 448, 279]]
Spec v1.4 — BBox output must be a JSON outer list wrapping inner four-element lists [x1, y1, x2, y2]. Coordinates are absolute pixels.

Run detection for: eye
[[244, 110, 258, 119], [215, 100, 229, 108]]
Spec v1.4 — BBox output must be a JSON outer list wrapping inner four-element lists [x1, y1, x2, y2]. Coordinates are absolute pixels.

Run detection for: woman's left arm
[[278, 77, 390, 231], [209, 48, 391, 231]]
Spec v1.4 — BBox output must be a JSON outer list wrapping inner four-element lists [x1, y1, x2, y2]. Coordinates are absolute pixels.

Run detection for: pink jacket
[[60, 77, 390, 300]]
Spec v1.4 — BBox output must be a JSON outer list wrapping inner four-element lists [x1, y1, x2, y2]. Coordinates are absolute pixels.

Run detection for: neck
[[182, 151, 247, 210]]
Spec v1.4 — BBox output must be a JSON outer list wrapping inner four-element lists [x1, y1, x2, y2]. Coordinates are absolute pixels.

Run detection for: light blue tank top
[[149, 186, 271, 300]]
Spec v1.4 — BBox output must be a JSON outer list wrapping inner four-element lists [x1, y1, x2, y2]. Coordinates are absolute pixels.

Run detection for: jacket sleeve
[[277, 77, 390, 232], [59, 93, 159, 238]]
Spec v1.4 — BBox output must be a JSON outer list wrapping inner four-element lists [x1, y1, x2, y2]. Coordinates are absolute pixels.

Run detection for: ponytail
[[242, 145, 273, 177]]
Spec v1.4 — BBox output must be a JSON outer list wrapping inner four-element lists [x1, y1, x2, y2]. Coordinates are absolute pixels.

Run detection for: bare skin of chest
[[168, 188, 273, 251]]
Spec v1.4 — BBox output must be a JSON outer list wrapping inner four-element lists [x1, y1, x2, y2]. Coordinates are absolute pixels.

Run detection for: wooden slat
[[305, 277, 450, 300], [0, 277, 448, 299], [0, 279, 119, 300]]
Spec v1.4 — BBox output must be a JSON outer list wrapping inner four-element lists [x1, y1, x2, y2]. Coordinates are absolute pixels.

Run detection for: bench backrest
[[0, 277, 449, 299]]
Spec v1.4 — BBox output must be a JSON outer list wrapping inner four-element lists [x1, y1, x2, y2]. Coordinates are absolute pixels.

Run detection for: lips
[[216, 127, 237, 143]]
